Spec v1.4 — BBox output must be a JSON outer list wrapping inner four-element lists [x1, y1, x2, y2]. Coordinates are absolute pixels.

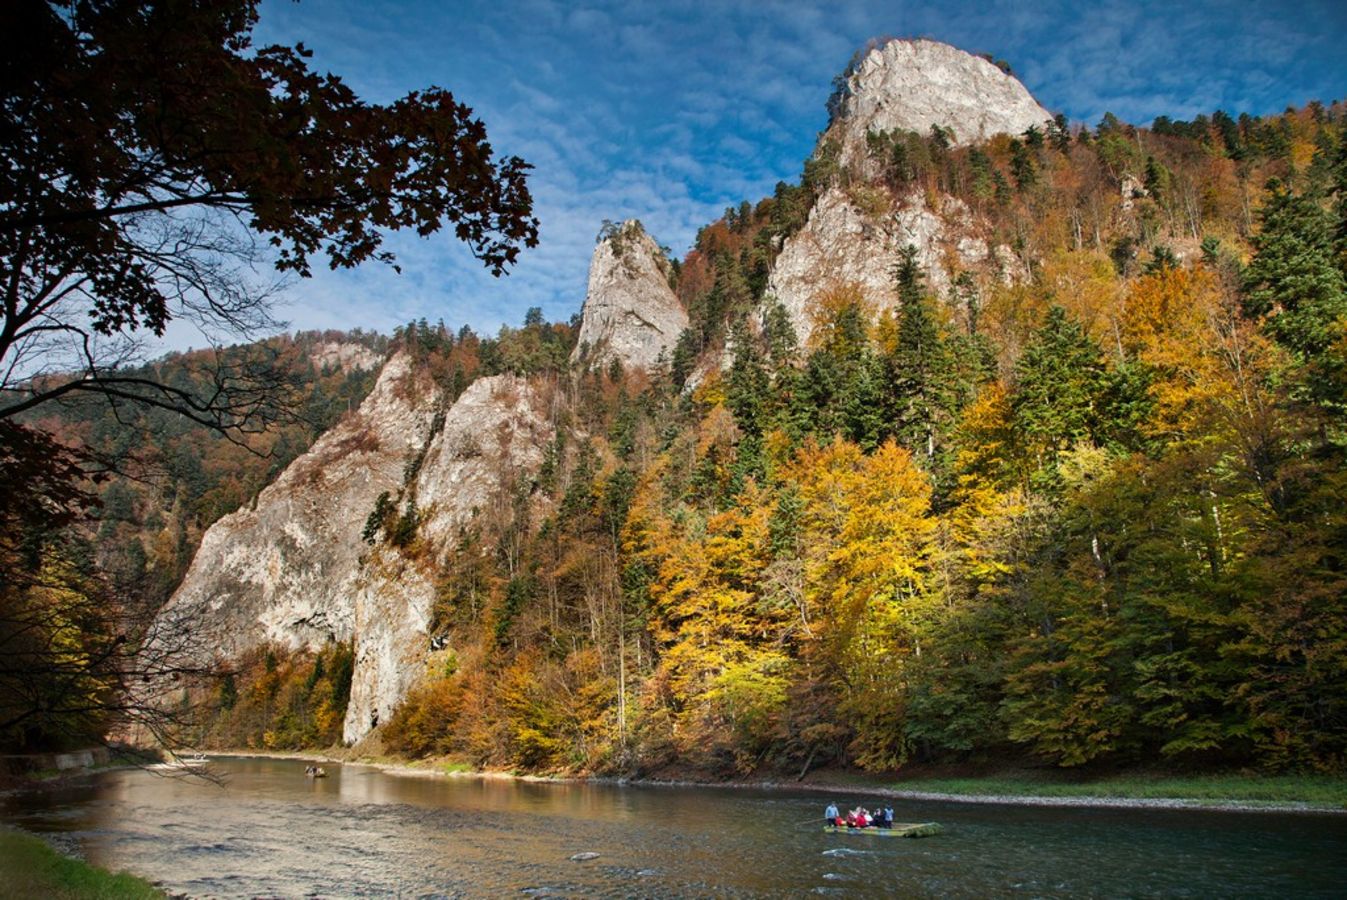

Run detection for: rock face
[[158, 355, 553, 745], [344, 373, 552, 742], [158, 352, 434, 658], [310, 340, 383, 374], [572, 221, 688, 372], [830, 38, 1052, 160], [764, 186, 1018, 345]]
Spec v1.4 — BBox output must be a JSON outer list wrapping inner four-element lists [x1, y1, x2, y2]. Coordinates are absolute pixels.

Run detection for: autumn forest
[[10, 87, 1347, 778]]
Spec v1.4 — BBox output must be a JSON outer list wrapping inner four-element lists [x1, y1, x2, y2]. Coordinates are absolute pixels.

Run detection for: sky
[[167, 0, 1347, 351]]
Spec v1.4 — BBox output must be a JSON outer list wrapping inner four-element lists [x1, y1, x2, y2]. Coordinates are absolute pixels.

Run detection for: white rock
[[157, 352, 434, 659], [831, 38, 1052, 165], [764, 186, 1007, 345], [571, 221, 688, 372], [1120, 174, 1147, 212], [343, 374, 552, 742], [310, 340, 383, 374], [156, 359, 554, 746]]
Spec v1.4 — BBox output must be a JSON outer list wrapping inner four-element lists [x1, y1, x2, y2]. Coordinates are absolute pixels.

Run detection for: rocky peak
[[571, 220, 688, 372], [829, 39, 1052, 157]]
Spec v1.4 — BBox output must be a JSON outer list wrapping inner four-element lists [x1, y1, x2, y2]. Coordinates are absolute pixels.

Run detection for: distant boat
[[149, 752, 208, 771], [824, 822, 942, 838], [304, 765, 328, 778]]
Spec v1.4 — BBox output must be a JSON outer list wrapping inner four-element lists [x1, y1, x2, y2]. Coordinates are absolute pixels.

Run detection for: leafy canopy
[[1, 0, 538, 424]]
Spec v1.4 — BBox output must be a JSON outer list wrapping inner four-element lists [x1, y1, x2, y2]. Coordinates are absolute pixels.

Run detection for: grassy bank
[[879, 773, 1347, 809], [0, 830, 163, 899]]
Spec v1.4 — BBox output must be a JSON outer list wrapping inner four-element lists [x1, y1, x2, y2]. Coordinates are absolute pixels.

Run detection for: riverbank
[[201, 749, 1347, 814], [0, 828, 164, 899]]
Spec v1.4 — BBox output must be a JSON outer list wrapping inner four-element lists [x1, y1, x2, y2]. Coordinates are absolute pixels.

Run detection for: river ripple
[[3, 757, 1344, 898]]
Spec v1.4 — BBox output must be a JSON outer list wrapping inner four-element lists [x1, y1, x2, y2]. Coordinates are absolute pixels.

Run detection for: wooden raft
[[823, 822, 943, 838]]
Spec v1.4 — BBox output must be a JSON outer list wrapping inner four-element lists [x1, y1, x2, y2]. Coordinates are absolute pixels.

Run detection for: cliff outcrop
[[765, 186, 1016, 345], [830, 38, 1052, 160], [344, 373, 552, 741], [158, 357, 553, 744], [158, 352, 434, 658], [572, 220, 688, 372]]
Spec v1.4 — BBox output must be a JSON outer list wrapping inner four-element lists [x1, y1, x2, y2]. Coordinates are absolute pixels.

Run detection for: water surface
[[3, 757, 1343, 897]]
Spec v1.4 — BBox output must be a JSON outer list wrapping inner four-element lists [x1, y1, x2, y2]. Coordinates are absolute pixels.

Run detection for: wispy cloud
[[157, 0, 1347, 351]]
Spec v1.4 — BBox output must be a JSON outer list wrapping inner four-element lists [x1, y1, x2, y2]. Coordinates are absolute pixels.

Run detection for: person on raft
[[825, 802, 840, 825]]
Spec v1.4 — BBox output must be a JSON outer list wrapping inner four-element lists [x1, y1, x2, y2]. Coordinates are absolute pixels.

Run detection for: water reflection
[[3, 757, 1344, 898]]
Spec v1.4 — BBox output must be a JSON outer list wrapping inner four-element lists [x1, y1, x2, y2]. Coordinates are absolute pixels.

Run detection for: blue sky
[[174, 0, 1347, 349]]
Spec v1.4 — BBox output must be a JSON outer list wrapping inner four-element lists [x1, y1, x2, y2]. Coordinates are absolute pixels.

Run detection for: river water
[[2, 757, 1343, 897]]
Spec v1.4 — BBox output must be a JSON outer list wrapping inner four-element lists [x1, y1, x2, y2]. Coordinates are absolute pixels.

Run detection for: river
[[2, 757, 1343, 897]]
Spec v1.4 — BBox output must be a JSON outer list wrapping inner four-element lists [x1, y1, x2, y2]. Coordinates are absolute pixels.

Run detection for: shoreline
[[199, 750, 1347, 815]]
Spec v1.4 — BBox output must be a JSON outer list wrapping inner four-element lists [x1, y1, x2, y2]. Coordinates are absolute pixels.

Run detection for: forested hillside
[[210, 97, 1347, 774], [10, 75, 1345, 775]]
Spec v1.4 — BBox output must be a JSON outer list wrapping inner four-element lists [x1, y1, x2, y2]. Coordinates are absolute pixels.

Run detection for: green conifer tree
[[1243, 179, 1347, 413], [1011, 307, 1108, 489]]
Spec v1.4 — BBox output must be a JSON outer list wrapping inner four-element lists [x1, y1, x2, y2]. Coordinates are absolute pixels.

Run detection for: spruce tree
[[1332, 129, 1347, 276], [884, 246, 962, 482], [1012, 306, 1108, 487], [726, 320, 770, 440], [1243, 179, 1347, 418], [1244, 179, 1347, 360], [1009, 138, 1037, 191]]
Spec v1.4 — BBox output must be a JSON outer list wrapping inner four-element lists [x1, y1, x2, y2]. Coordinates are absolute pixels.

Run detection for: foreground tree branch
[[1, 0, 537, 422]]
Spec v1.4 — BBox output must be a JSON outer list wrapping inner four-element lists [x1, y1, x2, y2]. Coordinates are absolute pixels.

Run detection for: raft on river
[[824, 822, 942, 838]]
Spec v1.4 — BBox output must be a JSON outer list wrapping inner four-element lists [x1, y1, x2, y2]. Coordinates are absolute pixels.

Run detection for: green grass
[[886, 773, 1347, 807], [0, 830, 163, 899]]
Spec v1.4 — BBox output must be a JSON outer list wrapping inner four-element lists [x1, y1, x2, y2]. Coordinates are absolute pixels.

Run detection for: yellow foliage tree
[[645, 483, 787, 769], [788, 438, 936, 768]]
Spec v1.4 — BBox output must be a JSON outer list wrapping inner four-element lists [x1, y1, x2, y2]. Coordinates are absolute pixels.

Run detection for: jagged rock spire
[[571, 220, 688, 373]]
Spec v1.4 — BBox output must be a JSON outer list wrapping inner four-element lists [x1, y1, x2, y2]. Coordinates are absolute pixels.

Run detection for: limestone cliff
[[572, 221, 688, 372], [158, 355, 553, 744], [764, 186, 1018, 345], [830, 38, 1052, 162], [344, 373, 552, 742], [158, 352, 434, 658]]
